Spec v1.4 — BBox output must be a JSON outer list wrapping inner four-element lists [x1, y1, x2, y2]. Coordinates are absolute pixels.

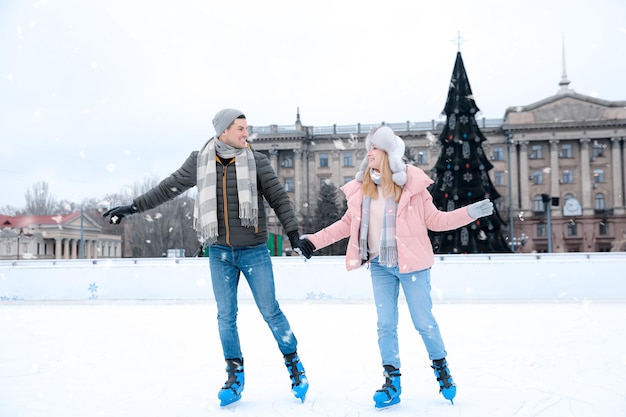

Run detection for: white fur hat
[[355, 126, 407, 186]]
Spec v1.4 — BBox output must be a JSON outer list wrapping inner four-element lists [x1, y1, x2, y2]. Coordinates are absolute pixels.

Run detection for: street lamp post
[[542, 194, 553, 253], [506, 130, 515, 251]]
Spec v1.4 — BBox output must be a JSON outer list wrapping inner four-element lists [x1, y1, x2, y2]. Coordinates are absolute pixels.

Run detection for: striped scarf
[[194, 137, 258, 243], [359, 171, 398, 267]]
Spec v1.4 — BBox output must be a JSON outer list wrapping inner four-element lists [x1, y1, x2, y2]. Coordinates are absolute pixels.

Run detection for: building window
[[417, 150, 427, 165], [594, 193, 605, 210], [281, 155, 293, 168], [560, 143, 573, 158], [532, 170, 543, 185], [533, 195, 544, 212], [567, 221, 577, 237], [492, 146, 504, 161], [593, 169, 604, 183], [530, 145, 542, 159], [284, 178, 294, 192], [343, 176, 353, 185], [494, 171, 504, 186], [319, 153, 329, 168], [592, 141, 604, 158], [343, 152, 353, 167], [562, 170, 573, 184], [536, 223, 547, 237], [599, 220, 609, 236]]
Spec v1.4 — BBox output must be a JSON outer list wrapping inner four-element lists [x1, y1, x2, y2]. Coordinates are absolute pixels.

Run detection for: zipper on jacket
[[218, 157, 235, 246]]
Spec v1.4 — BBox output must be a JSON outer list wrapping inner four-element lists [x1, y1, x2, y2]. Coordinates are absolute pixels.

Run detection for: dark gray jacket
[[132, 148, 299, 247]]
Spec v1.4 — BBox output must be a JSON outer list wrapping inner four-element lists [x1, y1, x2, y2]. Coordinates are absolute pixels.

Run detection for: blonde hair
[[362, 151, 403, 203]]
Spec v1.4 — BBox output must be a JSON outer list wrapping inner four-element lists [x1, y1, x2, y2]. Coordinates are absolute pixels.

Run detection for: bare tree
[[0, 205, 20, 216], [24, 181, 56, 215], [122, 176, 199, 258]]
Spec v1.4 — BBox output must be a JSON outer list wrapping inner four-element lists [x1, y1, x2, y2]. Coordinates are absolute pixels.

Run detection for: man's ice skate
[[373, 365, 401, 408], [284, 352, 308, 402], [218, 358, 245, 406]]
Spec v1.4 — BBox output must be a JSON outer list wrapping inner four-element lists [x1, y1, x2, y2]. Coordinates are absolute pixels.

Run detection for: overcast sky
[[1, 0, 625, 209]]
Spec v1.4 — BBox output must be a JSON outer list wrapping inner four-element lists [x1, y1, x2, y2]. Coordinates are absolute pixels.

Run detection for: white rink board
[[0, 253, 624, 302]]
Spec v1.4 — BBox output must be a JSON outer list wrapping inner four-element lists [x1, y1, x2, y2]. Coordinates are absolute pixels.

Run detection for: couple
[[103, 109, 493, 409]]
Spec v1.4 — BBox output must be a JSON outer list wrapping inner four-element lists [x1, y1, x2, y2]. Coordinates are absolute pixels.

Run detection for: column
[[55, 238, 62, 260], [518, 141, 530, 212], [612, 137, 625, 215], [580, 138, 592, 215], [71, 239, 78, 259], [269, 146, 278, 172], [508, 140, 519, 213], [549, 139, 560, 218], [63, 239, 70, 259], [293, 149, 303, 219], [331, 150, 341, 184]]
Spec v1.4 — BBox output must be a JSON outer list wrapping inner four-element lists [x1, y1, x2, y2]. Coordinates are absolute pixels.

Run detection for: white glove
[[467, 199, 493, 219]]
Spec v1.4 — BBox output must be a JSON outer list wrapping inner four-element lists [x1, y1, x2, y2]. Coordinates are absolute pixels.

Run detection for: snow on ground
[[1, 300, 625, 417]]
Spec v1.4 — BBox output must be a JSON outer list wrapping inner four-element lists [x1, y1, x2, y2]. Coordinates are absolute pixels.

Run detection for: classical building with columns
[[0, 212, 122, 260], [501, 79, 626, 252], [250, 82, 626, 253]]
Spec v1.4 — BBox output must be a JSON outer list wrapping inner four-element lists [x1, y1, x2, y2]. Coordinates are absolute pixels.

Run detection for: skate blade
[[374, 397, 400, 409], [292, 382, 308, 403], [292, 389, 307, 403], [219, 394, 242, 407], [441, 385, 456, 404]]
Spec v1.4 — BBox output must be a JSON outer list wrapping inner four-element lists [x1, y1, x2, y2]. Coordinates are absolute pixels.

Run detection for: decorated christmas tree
[[428, 52, 511, 253]]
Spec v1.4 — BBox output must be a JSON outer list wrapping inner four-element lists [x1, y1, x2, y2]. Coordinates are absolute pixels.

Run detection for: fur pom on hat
[[212, 108, 244, 137], [355, 126, 407, 186]]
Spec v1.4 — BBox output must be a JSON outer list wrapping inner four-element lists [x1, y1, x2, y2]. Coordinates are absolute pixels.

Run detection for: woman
[[301, 126, 493, 408]]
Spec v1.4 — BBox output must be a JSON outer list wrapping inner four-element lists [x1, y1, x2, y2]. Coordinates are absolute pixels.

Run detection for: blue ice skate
[[218, 358, 245, 406], [373, 365, 401, 408], [432, 358, 456, 404], [284, 352, 309, 402]]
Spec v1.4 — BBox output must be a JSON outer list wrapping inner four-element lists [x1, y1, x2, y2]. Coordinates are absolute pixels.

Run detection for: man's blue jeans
[[370, 257, 447, 369], [209, 243, 298, 360]]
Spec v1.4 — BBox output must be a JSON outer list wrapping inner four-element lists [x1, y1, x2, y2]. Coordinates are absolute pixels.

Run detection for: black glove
[[102, 205, 138, 224], [287, 231, 316, 259]]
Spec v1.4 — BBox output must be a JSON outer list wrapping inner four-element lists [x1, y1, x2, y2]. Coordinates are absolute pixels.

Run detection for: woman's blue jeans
[[370, 257, 447, 369], [209, 243, 298, 360]]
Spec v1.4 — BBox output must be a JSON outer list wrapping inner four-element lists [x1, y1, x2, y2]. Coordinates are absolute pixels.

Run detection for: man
[[103, 108, 315, 406]]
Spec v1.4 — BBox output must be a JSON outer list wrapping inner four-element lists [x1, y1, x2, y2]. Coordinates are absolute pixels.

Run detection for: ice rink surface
[[1, 300, 625, 417]]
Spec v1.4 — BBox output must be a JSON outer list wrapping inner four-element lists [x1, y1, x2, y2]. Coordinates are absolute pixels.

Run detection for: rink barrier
[[0, 252, 624, 302]]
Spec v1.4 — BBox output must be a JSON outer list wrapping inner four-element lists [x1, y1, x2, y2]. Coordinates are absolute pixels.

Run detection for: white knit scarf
[[194, 137, 258, 243], [359, 169, 398, 267]]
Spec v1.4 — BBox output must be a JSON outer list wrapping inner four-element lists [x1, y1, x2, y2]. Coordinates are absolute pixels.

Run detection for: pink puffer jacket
[[307, 165, 474, 273]]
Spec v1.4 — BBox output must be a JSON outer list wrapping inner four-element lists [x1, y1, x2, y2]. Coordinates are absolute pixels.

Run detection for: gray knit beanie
[[355, 126, 407, 186], [212, 108, 245, 137]]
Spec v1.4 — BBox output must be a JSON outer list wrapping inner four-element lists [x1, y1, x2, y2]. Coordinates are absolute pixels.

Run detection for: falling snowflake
[[332, 139, 346, 150]]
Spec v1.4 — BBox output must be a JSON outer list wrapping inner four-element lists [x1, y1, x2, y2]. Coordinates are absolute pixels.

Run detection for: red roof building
[[0, 212, 122, 260]]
